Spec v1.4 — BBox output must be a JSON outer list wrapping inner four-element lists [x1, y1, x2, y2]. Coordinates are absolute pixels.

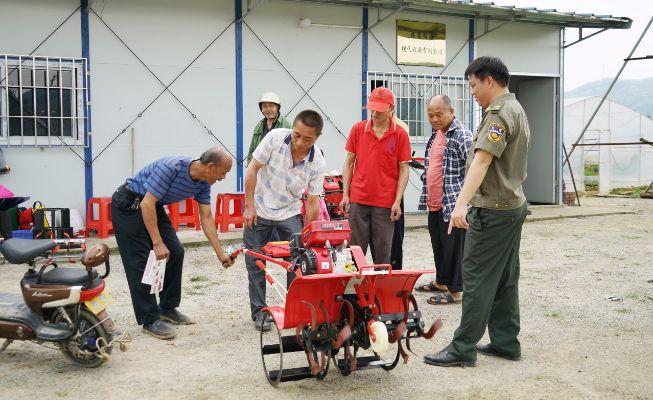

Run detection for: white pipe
[[298, 18, 362, 29]]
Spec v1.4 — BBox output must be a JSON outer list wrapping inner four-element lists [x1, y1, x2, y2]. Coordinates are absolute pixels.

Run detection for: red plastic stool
[[214, 193, 244, 233], [167, 199, 201, 231], [85, 197, 113, 239]]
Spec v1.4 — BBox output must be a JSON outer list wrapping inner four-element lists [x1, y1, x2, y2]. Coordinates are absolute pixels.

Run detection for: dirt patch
[[0, 197, 651, 399]]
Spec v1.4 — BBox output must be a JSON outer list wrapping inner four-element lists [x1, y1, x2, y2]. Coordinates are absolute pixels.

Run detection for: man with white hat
[[246, 92, 292, 165]]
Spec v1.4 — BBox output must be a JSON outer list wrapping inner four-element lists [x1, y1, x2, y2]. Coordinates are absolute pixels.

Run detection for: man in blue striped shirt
[[111, 148, 234, 340]]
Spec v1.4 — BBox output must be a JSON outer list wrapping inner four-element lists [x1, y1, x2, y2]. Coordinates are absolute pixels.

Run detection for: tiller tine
[[333, 324, 352, 350], [345, 344, 357, 372], [319, 352, 328, 374], [389, 321, 407, 344], [301, 300, 318, 331], [405, 335, 417, 357], [306, 345, 329, 377], [398, 340, 410, 364], [389, 290, 412, 344], [403, 318, 444, 359], [423, 318, 444, 340], [295, 325, 305, 348], [340, 298, 355, 329], [319, 301, 330, 324], [307, 351, 320, 376]]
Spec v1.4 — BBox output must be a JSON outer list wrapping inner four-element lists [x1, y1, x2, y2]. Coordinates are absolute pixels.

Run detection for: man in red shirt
[[340, 87, 411, 264]]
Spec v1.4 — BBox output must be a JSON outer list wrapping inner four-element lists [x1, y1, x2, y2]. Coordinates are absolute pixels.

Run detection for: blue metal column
[[468, 18, 475, 131], [81, 0, 93, 207], [361, 8, 368, 121], [235, 0, 244, 191]]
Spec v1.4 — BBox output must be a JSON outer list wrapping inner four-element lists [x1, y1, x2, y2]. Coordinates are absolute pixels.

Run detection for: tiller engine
[[232, 220, 442, 386]]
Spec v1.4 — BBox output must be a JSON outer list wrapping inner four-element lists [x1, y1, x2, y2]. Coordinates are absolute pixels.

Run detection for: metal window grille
[[367, 71, 476, 142], [0, 54, 87, 147]]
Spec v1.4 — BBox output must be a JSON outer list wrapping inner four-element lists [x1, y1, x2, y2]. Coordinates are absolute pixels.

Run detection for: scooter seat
[[41, 267, 99, 286], [0, 293, 74, 342], [0, 239, 57, 264]]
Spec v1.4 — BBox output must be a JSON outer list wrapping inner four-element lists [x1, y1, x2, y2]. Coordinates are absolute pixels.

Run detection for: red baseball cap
[[366, 87, 395, 112]]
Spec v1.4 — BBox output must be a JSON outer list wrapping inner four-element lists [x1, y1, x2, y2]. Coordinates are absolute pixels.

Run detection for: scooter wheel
[[54, 308, 111, 368]]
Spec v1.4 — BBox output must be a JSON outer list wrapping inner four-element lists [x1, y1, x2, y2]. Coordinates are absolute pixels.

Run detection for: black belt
[[114, 183, 144, 210]]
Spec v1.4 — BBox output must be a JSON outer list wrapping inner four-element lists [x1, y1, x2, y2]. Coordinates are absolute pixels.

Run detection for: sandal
[[416, 281, 446, 293], [427, 293, 461, 305]]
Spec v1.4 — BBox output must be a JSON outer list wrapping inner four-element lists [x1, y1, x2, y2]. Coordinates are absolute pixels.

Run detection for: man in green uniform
[[245, 92, 292, 165], [424, 56, 530, 367]]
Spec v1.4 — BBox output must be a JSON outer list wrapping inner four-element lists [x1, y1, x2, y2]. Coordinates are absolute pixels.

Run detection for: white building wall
[[89, 0, 236, 209], [242, 1, 362, 185], [0, 0, 85, 210], [476, 21, 561, 75], [0, 0, 564, 214]]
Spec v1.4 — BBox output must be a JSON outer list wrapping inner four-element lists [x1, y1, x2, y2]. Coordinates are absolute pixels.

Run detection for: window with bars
[[0, 55, 87, 147], [367, 71, 475, 142]]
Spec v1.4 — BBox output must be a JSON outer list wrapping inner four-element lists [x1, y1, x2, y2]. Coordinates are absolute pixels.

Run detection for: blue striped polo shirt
[[126, 156, 211, 205]]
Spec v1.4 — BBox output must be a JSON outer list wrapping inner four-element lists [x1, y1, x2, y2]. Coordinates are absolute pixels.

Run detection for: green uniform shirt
[[468, 93, 530, 210], [246, 116, 292, 165]]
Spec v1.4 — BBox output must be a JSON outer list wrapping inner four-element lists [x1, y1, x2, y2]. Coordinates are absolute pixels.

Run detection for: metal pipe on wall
[[131, 127, 135, 176]]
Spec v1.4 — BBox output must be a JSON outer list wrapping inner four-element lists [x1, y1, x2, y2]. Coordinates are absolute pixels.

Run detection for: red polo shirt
[[345, 119, 412, 208]]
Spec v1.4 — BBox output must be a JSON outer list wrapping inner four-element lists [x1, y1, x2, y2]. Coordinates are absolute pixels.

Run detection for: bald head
[[427, 95, 455, 132], [428, 95, 453, 109], [195, 147, 232, 184], [199, 147, 232, 168]]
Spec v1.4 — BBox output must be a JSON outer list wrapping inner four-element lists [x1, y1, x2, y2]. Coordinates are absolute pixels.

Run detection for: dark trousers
[[446, 203, 528, 361], [242, 215, 302, 320], [428, 209, 464, 293], [111, 188, 185, 326], [348, 203, 395, 265], [389, 199, 404, 270]]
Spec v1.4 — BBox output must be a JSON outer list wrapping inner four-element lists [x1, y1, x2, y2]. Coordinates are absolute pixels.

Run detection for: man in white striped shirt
[[243, 109, 326, 331]]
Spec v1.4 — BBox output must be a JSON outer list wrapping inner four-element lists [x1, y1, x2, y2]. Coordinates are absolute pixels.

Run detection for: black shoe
[[254, 312, 271, 332], [423, 349, 476, 367], [475, 343, 521, 361], [142, 320, 177, 340], [159, 308, 195, 325]]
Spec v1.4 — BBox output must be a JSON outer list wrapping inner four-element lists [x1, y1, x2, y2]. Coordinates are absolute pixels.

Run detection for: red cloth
[[300, 195, 331, 227], [345, 119, 411, 208], [427, 131, 446, 211], [18, 208, 33, 229]]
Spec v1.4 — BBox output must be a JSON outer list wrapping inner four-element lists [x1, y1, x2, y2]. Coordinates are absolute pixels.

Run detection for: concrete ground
[[0, 196, 651, 399]]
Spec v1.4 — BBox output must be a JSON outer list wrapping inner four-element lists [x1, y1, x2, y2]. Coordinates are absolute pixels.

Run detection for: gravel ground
[[0, 197, 651, 400]]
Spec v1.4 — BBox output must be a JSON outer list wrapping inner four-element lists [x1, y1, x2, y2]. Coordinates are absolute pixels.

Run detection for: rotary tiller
[[231, 220, 442, 386]]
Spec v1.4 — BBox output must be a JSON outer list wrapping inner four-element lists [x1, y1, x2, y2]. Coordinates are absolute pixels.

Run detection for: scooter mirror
[[81, 242, 110, 269]]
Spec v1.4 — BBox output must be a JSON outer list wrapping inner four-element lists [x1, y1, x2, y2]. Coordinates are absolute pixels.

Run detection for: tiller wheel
[[260, 302, 344, 385], [231, 220, 444, 386]]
